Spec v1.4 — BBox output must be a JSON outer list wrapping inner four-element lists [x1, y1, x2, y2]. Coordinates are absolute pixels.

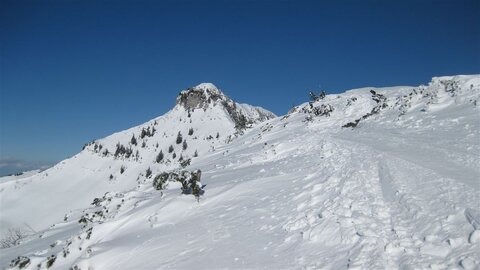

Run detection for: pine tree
[[156, 150, 164, 163], [131, 135, 137, 146], [182, 140, 188, 150], [188, 128, 194, 135], [194, 150, 198, 157], [140, 128, 147, 139], [168, 145, 174, 153], [145, 168, 152, 178], [176, 131, 183, 144]]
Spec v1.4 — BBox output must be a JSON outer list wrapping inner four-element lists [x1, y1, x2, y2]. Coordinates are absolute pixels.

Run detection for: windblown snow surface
[[1, 76, 479, 269]]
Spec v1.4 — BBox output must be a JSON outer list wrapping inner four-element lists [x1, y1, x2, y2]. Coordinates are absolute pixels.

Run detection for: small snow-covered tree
[[156, 151, 164, 163], [188, 128, 194, 136], [182, 140, 188, 150], [176, 131, 183, 144], [131, 135, 137, 146], [145, 168, 152, 178], [168, 145, 174, 153], [153, 172, 169, 190], [140, 128, 147, 139]]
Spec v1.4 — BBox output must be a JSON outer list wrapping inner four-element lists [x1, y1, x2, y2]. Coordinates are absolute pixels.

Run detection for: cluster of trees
[[9, 256, 30, 269], [180, 158, 191, 168], [140, 126, 156, 139], [114, 143, 133, 158], [153, 169, 204, 199], [309, 90, 326, 102], [93, 143, 103, 153]]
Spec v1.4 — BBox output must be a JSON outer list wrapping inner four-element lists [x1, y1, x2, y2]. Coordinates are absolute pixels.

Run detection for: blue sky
[[0, 0, 479, 175]]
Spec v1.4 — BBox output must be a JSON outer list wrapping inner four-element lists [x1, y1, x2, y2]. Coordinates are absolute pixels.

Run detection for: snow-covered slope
[[1, 76, 479, 269], [0, 83, 275, 236]]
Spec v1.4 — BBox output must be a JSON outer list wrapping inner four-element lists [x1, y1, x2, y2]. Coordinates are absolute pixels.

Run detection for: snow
[[1, 76, 479, 269]]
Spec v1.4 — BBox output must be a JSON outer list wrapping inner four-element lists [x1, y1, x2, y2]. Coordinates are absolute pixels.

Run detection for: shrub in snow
[[91, 197, 104, 207], [46, 255, 56, 268], [153, 172, 169, 190], [152, 169, 205, 199], [78, 216, 89, 226], [302, 103, 334, 118], [188, 128, 194, 135], [180, 158, 191, 168], [194, 150, 198, 157], [9, 256, 30, 269], [168, 145, 174, 153], [342, 119, 360, 128], [120, 165, 126, 174], [313, 104, 333, 117], [172, 152, 177, 159]]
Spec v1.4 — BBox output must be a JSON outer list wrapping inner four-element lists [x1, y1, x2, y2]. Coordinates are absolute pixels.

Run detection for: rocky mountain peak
[[175, 83, 276, 130], [176, 83, 227, 110]]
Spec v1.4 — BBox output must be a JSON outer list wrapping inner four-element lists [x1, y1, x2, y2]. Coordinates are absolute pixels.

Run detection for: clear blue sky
[[0, 0, 479, 175]]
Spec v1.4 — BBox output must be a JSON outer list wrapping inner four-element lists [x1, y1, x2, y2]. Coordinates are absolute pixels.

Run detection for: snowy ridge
[[1, 75, 479, 269]]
